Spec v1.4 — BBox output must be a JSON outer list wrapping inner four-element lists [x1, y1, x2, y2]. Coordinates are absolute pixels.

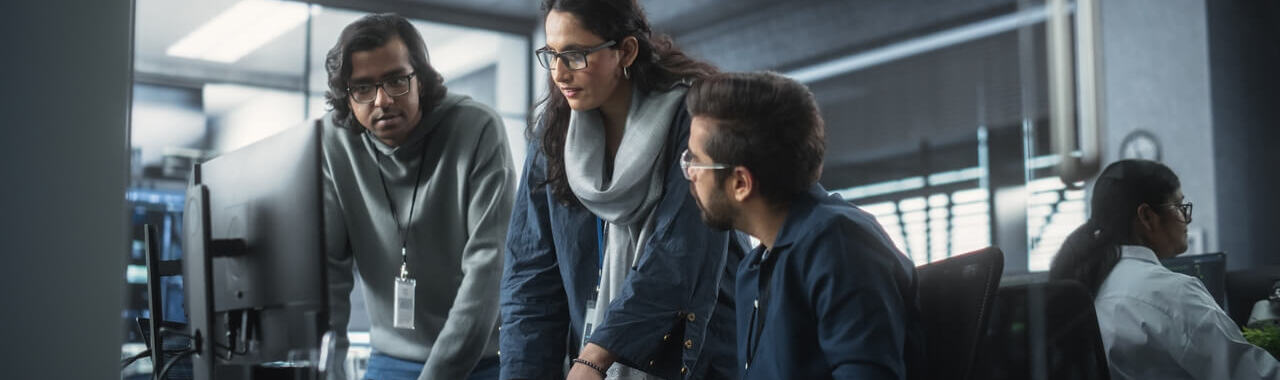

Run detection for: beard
[[693, 185, 736, 231]]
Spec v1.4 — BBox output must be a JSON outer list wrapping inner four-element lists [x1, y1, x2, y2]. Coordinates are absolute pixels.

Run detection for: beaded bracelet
[[572, 357, 608, 379]]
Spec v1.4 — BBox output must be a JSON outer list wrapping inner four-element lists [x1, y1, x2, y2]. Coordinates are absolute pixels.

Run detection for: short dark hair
[[324, 13, 447, 129], [686, 71, 825, 204]]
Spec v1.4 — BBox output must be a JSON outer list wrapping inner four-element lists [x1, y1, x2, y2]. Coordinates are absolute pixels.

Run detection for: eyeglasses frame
[[534, 40, 617, 71], [347, 72, 418, 104], [680, 149, 731, 181]]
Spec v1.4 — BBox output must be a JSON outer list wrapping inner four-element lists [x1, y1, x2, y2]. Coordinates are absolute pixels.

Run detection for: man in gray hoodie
[[320, 13, 515, 380]]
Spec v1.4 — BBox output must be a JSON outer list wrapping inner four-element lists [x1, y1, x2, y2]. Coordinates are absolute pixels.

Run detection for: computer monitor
[[1162, 252, 1228, 311], [183, 121, 329, 380]]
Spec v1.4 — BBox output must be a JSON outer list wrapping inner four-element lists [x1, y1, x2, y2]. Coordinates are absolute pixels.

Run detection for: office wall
[[132, 83, 207, 165], [495, 35, 531, 171], [0, 0, 133, 378], [1206, 1, 1280, 269], [205, 85, 307, 154], [1098, 0, 1219, 255]]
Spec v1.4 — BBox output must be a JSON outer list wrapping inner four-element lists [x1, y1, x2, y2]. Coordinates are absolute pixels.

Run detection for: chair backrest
[[973, 280, 1111, 380], [916, 246, 1004, 380]]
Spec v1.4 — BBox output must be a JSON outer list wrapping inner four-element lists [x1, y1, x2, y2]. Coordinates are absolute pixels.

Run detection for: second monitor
[[183, 121, 330, 380]]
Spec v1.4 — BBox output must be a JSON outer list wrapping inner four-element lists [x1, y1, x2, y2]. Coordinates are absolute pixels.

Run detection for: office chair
[[916, 246, 1004, 380], [974, 280, 1111, 380]]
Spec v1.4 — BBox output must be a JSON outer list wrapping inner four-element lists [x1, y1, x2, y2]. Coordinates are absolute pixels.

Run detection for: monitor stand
[[144, 223, 184, 377], [184, 184, 328, 380]]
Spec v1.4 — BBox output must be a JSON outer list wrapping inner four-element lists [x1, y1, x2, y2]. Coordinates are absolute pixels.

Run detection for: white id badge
[[580, 299, 597, 348], [393, 276, 416, 330]]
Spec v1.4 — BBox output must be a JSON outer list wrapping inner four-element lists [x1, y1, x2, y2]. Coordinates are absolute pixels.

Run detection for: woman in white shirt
[[1049, 159, 1280, 380]]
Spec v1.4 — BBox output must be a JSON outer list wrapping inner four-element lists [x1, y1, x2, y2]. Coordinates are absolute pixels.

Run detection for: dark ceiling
[[316, 0, 1047, 185]]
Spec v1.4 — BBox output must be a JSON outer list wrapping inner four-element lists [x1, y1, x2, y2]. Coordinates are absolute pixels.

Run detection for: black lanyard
[[365, 132, 430, 269], [591, 217, 606, 301], [745, 248, 776, 369], [595, 217, 605, 270]]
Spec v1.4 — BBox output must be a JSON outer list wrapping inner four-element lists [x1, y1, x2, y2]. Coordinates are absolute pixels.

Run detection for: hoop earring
[[623, 66, 630, 80]]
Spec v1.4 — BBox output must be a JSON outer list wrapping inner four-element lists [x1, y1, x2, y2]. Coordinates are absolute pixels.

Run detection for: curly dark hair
[[324, 13, 447, 130], [534, 0, 718, 205], [686, 71, 826, 204]]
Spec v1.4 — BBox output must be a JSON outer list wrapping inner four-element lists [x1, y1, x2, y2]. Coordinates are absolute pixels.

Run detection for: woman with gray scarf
[[500, 1, 744, 379]]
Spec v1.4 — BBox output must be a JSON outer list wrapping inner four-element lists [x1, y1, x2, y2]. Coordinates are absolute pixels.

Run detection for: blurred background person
[[1050, 159, 1280, 379]]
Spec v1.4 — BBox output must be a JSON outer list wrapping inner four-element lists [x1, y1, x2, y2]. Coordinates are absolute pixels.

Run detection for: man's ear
[[730, 166, 753, 203]]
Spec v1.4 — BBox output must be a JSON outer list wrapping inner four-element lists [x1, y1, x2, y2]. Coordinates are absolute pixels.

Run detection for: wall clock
[[1120, 129, 1161, 161]]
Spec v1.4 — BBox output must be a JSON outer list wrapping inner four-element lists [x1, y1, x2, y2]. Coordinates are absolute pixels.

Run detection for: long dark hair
[[324, 13, 447, 130], [534, 0, 718, 205], [1049, 159, 1181, 297]]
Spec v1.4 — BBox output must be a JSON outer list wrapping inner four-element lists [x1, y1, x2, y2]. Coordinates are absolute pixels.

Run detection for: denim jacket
[[500, 100, 743, 380]]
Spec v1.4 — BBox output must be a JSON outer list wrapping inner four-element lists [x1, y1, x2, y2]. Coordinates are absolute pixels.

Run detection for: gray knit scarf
[[566, 85, 686, 226], [565, 85, 686, 380]]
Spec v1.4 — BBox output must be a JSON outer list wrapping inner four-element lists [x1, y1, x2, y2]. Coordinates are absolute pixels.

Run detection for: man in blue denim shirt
[[683, 72, 925, 380]]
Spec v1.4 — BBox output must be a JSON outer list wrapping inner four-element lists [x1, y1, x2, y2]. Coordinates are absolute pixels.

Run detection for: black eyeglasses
[[347, 72, 416, 104], [1159, 201, 1193, 223], [534, 40, 616, 71]]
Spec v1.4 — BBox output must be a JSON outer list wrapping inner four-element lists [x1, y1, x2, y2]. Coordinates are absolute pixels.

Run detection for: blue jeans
[[364, 352, 499, 380]]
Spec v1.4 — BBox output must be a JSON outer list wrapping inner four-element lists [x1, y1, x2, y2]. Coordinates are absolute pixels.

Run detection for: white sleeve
[[1096, 295, 1183, 379], [1173, 280, 1280, 380]]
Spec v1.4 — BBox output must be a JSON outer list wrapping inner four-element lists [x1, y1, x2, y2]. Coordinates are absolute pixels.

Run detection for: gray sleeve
[[322, 136, 354, 380], [419, 117, 516, 379]]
